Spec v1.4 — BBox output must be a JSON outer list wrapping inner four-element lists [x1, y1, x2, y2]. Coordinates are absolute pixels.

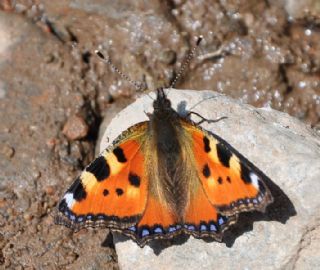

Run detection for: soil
[[0, 1, 319, 269]]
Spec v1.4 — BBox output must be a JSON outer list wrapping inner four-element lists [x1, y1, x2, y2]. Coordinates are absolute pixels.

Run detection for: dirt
[[0, 0, 319, 269]]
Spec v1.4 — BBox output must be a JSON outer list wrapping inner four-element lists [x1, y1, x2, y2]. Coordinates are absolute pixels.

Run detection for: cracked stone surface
[[100, 89, 320, 270]]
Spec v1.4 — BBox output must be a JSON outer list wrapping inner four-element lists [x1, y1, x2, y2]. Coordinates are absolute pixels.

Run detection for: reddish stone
[[62, 115, 89, 140]]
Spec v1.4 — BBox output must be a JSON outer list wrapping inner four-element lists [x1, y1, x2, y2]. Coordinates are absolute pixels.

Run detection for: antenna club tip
[[95, 50, 105, 59], [196, 35, 203, 46]]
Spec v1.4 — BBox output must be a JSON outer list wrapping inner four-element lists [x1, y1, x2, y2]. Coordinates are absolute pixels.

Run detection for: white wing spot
[[64, 193, 75, 208], [249, 172, 260, 189]]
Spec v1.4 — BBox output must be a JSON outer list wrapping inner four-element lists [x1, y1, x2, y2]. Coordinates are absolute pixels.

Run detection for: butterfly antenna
[[95, 50, 146, 92], [169, 35, 203, 89]]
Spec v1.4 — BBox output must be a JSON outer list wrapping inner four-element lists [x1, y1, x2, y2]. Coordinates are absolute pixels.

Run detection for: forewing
[[55, 122, 149, 230]]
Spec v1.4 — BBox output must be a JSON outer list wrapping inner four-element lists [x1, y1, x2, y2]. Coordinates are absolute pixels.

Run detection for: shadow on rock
[[223, 176, 296, 247]]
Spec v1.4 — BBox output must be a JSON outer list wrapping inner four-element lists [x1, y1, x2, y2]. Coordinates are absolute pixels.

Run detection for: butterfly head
[[152, 88, 175, 117]]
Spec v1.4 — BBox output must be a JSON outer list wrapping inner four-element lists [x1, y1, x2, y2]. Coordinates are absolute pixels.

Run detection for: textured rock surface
[[100, 89, 319, 270]]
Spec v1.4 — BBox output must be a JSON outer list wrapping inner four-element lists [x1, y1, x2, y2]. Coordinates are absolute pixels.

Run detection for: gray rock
[[99, 89, 320, 270]]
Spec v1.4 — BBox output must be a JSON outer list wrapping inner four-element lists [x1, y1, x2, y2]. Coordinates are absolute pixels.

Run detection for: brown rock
[[62, 115, 89, 140]]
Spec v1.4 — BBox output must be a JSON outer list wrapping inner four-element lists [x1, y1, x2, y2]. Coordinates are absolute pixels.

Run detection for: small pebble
[[46, 137, 59, 149], [45, 185, 55, 196], [43, 202, 48, 212], [159, 49, 177, 65], [32, 171, 41, 180], [0, 199, 6, 208], [44, 53, 55, 63], [1, 145, 15, 158], [48, 197, 57, 208], [0, 233, 4, 243], [243, 12, 254, 27], [66, 176, 73, 183], [62, 115, 89, 140], [23, 213, 33, 221], [0, 85, 6, 99], [6, 208, 14, 215]]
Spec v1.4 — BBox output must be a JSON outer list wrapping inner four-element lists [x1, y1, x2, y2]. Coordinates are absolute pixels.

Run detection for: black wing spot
[[67, 177, 87, 201], [128, 173, 141, 187], [116, 188, 124, 196], [113, 147, 127, 163], [216, 142, 232, 168], [202, 164, 211, 178], [103, 189, 109, 196], [240, 161, 252, 184], [203, 136, 211, 153], [217, 176, 223, 184], [86, 156, 110, 181], [226, 176, 231, 183]]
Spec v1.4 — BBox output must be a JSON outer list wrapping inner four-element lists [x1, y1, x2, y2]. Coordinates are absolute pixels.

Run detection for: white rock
[[275, 0, 320, 18], [99, 89, 320, 270]]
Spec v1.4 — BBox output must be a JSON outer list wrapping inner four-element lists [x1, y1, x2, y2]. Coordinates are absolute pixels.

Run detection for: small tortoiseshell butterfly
[[56, 86, 273, 247], [55, 37, 273, 247]]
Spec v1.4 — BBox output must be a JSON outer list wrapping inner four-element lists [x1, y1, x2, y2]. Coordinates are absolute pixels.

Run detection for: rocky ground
[[0, 1, 319, 269]]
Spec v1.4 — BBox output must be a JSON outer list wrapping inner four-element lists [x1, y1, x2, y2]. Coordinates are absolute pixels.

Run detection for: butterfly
[[55, 87, 273, 247]]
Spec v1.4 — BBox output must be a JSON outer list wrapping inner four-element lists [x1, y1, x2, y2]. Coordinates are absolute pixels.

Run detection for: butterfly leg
[[187, 111, 227, 125]]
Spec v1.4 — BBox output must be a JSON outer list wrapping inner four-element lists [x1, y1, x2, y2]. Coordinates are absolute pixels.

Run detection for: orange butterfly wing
[[182, 120, 273, 217], [56, 122, 149, 230]]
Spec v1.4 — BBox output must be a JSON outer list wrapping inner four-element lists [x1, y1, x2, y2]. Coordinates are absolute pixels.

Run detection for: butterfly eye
[[164, 99, 171, 108]]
